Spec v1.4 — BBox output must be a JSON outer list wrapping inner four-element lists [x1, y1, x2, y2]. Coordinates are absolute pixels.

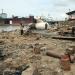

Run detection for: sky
[[0, 0, 75, 20]]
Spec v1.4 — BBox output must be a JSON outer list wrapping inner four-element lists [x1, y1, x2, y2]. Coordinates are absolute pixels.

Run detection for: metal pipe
[[46, 52, 61, 59]]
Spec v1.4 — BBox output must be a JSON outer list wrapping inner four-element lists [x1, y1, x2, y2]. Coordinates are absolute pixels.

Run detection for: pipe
[[46, 52, 61, 59]]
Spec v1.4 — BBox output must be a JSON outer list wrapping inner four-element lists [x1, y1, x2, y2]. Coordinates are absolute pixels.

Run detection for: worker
[[20, 23, 24, 35], [72, 27, 75, 36]]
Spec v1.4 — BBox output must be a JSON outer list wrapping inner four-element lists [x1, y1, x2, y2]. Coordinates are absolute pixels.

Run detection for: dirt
[[0, 30, 75, 75]]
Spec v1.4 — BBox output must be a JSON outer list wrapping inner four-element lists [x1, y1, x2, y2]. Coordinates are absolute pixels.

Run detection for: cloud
[[54, 3, 68, 7], [0, 0, 75, 20], [53, 0, 68, 7], [68, 0, 75, 2]]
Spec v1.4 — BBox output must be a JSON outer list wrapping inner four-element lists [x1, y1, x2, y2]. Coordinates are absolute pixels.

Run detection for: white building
[[0, 13, 7, 18]]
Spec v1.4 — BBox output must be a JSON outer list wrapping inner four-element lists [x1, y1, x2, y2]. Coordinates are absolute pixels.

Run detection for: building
[[0, 13, 7, 18], [0, 16, 36, 25], [0, 9, 7, 18], [66, 10, 75, 20], [0, 18, 12, 25]]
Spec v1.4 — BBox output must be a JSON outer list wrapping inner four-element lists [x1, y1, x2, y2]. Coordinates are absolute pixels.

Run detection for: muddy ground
[[0, 30, 75, 75]]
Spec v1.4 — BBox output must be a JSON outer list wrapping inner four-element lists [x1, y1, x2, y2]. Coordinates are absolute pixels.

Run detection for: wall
[[12, 16, 35, 25], [0, 20, 4, 25], [69, 13, 75, 20], [0, 16, 36, 25]]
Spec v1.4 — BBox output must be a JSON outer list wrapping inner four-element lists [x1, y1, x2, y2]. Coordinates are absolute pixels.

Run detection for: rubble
[[0, 29, 74, 75]]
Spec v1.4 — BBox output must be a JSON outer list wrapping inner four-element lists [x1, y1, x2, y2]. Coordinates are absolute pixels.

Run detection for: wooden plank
[[52, 36, 75, 40]]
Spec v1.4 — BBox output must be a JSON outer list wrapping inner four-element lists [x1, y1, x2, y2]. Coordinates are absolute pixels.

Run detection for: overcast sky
[[0, 0, 75, 20]]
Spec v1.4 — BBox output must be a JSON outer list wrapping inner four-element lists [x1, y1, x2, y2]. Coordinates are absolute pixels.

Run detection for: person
[[72, 26, 75, 36], [20, 23, 24, 35]]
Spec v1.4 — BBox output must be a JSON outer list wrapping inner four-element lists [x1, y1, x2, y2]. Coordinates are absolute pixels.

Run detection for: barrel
[[60, 54, 71, 71]]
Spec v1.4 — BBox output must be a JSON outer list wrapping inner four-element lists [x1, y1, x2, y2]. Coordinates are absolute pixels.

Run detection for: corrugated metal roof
[[66, 10, 75, 15]]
